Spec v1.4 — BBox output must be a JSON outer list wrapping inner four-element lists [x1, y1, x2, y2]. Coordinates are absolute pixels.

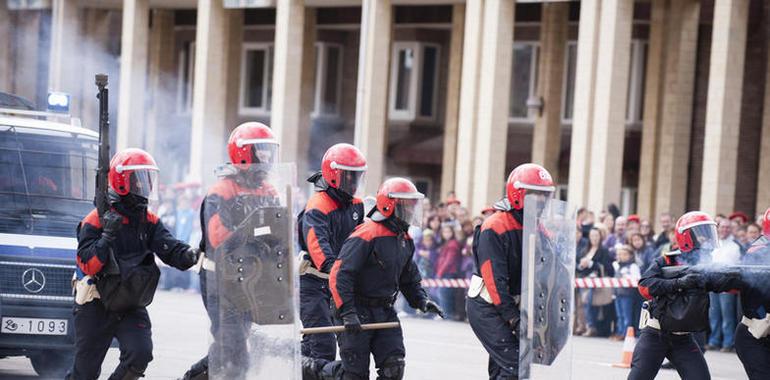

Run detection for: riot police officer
[[734, 207, 770, 380], [467, 163, 555, 380], [180, 122, 281, 380], [629, 211, 740, 380], [70, 148, 200, 380], [327, 177, 443, 379], [299, 143, 367, 372]]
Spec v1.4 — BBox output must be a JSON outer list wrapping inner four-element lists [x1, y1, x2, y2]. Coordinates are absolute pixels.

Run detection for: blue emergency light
[[47, 92, 70, 113]]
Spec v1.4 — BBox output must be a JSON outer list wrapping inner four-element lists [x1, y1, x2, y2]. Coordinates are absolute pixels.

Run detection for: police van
[[0, 92, 98, 376]]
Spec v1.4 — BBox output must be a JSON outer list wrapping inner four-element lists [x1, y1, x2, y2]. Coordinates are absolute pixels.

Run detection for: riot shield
[[204, 163, 299, 379], [519, 194, 576, 379]]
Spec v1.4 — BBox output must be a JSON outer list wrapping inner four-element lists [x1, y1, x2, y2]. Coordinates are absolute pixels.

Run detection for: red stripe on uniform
[[207, 214, 232, 249], [480, 260, 501, 305], [307, 228, 326, 270], [329, 260, 343, 308], [76, 255, 104, 276], [638, 285, 652, 300]]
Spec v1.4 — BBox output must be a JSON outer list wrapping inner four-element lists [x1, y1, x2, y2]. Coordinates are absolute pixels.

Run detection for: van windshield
[[0, 125, 98, 237]]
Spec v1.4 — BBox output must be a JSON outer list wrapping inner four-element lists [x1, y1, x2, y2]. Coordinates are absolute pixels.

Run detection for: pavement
[[0, 290, 750, 379]]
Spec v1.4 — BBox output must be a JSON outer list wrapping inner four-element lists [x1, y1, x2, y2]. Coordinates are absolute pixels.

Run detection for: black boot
[[179, 356, 209, 380]]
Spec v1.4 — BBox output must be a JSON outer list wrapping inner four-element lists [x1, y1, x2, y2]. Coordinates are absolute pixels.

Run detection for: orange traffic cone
[[612, 327, 637, 369]]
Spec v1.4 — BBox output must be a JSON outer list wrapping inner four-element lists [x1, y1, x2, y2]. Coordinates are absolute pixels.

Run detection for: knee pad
[[379, 356, 405, 380]]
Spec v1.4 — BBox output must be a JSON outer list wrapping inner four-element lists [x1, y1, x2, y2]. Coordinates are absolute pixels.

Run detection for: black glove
[[342, 313, 362, 334], [186, 248, 202, 267], [508, 316, 521, 334], [101, 211, 123, 241], [420, 300, 446, 319], [676, 273, 706, 290]]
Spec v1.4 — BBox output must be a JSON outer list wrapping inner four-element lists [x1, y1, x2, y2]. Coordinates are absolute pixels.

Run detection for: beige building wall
[[439, 4, 464, 198], [116, 0, 149, 151]]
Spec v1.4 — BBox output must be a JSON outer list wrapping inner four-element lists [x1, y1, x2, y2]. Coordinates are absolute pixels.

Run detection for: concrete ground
[[0, 290, 749, 379]]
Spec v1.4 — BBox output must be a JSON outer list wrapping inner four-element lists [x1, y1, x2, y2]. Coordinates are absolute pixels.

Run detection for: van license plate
[[1, 317, 67, 335]]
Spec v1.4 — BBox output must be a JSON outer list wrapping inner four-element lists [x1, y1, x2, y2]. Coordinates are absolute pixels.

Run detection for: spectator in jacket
[[436, 225, 462, 319], [577, 227, 615, 337], [611, 245, 641, 341]]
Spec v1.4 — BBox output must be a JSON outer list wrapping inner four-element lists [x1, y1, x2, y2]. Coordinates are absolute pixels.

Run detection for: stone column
[[652, 0, 700, 220], [145, 9, 175, 153], [116, 0, 149, 150], [0, 1, 12, 91], [189, 0, 237, 184], [80, 9, 112, 131], [757, 39, 770, 212], [470, 0, 514, 213], [454, 0, 484, 207], [49, 0, 82, 105], [567, 0, 601, 209], [272, 0, 315, 177], [354, 0, 392, 195], [700, 0, 749, 216], [439, 4, 465, 198], [531, 2, 568, 182], [13, 11, 42, 102], [585, 0, 633, 213]]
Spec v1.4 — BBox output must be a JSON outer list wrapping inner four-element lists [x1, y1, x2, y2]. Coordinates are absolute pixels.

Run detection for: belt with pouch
[[639, 302, 689, 335], [298, 253, 330, 279], [741, 315, 770, 339], [468, 274, 494, 304]]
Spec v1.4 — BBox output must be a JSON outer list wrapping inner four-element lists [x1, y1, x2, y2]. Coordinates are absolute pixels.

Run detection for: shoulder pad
[[306, 191, 337, 215], [480, 212, 521, 234], [350, 220, 397, 241]]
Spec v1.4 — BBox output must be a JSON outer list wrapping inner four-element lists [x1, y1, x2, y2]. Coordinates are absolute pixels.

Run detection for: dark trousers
[[628, 328, 710, 380], [334, 306, 405, 379], [301, 274, 337, 361], [68, 300, 153, 380], [201, 268, 251, 379], [466, 296, 518, 380], [735, 322, 770, 380]]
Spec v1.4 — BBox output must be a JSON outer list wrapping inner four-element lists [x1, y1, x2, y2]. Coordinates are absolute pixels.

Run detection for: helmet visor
[[337, 169, 366, 197], [252, 143, 279, 164], [689, 224, 720, 252], [393, 197, 424, 227], [129, 169, 159, 200]]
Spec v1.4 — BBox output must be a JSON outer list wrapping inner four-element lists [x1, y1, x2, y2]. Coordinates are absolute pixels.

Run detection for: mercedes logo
[[21, 268, 46, 294]]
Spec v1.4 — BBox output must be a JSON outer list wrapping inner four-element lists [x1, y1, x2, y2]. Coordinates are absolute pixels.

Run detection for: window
[[313, 43, 344, 118], [176, 41, 195, 114], [626, 40, 648, 126], [560, 40, 648, 126], [388, 42, 440, 121], [509, 42, 539, 122], [239, 43, 274, 116]]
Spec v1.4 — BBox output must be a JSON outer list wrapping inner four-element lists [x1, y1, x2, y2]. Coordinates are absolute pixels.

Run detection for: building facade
[[1, 0, 768, 226]]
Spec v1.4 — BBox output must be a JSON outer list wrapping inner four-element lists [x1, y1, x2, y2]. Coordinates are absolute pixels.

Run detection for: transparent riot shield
[[204, 163, 299, 379], [519, 194, 576, 379]]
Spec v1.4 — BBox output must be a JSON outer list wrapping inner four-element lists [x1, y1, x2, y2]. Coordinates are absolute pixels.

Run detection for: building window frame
[[508, 41, 540, 124], [561, 41, 577, 124], [313, 42, 344, 119], [239, 42, 274, 117], [388, 41, 441, 122], [176, 41, 195, 115]]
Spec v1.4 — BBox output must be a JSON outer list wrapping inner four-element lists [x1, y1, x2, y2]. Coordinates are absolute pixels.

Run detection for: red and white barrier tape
[[421, 277, 640, 289]]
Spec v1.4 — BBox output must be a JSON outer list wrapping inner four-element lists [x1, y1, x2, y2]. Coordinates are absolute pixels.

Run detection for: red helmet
[[763, 207, 770, 237], [109, 148, 159, 199], [227, 122, 279, 168], [675, 211, 719, 253], [376, 177, 424, 225], [321, 143, 367, 196], [506, 163, 555, 210]]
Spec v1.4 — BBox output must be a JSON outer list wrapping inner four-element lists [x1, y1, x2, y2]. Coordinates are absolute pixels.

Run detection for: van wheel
[[30, 350, 72, 377]]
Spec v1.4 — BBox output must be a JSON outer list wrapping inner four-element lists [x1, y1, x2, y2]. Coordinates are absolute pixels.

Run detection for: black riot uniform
[[181, 173, 280, 379], [298, 173, 364, 362], [734, 237, 770, 380], [467, 205, 523, 380], [629, 252, 739, 380], [70, 200, 198, 380], [328, 217, 431, 379]]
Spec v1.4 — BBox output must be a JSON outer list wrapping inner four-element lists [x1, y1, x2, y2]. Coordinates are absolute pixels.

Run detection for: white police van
[[0, 93, 97, 376]]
